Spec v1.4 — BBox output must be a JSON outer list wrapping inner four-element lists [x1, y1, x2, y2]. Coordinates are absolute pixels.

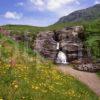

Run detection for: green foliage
[[86, 36, 100, 58], [1, 25, 46, 46], [96, 72, 100, 77], [0, 33, 3, 39]]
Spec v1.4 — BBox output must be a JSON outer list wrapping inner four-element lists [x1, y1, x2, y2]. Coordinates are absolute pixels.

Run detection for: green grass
[[2, 24, 45, 34], [96, 72, 100, 77], [0, 34, 99, 100]]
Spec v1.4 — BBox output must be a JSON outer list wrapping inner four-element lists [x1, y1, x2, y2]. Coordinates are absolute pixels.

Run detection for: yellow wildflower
[[32, 85, 39, 90], [22, 97, 25, 99], [14, 85, 18, 88], [35, 86, 39, 90]]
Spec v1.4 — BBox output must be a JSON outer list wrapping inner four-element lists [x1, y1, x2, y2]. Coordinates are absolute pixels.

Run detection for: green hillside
[[57, 4, 100, 23], [1, 24, 46, 41], [0, 33, 99, 100], [3, 24, 45, 33]]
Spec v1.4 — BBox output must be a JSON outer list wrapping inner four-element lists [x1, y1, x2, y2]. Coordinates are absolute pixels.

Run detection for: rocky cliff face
[[35, 26, 84, 62], [35, 26, 100, 72], [34, 31, 57, 60]]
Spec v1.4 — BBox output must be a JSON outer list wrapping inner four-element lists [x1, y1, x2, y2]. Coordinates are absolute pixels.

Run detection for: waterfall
[[55, 42, 68, 64], [56, 42, 60, 50], [56, 51, 68, 64]]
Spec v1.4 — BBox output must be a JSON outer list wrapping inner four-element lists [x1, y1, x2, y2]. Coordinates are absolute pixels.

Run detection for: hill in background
[[57, 4, 100, 23]]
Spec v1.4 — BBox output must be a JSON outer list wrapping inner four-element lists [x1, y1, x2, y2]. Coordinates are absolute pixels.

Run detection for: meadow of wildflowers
[[0, 33, 99, 100]]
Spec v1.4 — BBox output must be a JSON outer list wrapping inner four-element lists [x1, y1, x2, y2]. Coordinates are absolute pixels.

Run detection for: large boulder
[[73, 58, 100, 72]]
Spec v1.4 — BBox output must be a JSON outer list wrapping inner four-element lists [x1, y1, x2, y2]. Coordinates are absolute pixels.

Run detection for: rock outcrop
[[34, 31, 57, 60], [35, 26, 84, 61], [34, 26, 100, 72], [73, 58, 100, 72]]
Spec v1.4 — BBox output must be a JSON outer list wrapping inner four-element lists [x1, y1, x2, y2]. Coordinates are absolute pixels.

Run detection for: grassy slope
[[0, 33, 99, 100], [3, 19, 100, 38], [3, 24, 45, 33], [2, 19, 100, 37], [1, 25, 47, 43]]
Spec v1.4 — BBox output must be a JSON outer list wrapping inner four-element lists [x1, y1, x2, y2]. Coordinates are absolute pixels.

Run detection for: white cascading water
[[56, 42, 68, 64], [56, 42, 60, 50], [56, 51, 68, 64]]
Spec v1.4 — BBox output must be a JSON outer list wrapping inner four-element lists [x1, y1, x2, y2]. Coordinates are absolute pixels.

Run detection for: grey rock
[[34, 26, 84, 61], [35, 26, 100, 72]]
